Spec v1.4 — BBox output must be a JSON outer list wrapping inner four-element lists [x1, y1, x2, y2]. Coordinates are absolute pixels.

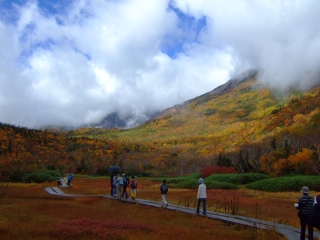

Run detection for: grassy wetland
[[1, 176, 310, 240]]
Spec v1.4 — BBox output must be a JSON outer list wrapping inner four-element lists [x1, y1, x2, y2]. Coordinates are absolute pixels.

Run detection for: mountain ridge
[[149, 69, 258, 122]]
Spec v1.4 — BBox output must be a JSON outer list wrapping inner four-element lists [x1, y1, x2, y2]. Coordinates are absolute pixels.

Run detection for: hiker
[[113, 174, 118, 196], [67, 173, 73, 187], [122, 173, 129, 199], [309, 194, 320, 233], [110, 173, 115, 196], [129, 176, 137, 200], [160, 179, 169, 207], [196, 178, 207, 215], [116, 174, 124, 199], [296, 186, 314, 240]]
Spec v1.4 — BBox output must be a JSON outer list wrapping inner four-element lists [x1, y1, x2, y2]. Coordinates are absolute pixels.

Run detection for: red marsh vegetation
[[0, 177, 307, 240]]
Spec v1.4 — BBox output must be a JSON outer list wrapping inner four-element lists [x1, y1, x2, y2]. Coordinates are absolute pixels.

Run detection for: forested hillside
[[2, 74, 320, 180], [0, 123, 120, 181]]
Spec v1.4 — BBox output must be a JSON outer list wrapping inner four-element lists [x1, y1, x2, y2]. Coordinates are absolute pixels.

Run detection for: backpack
[[118, 178, 124, 187], [161, 184, 168, 192], [124, 177, 129, 187], [132, 180, 137, 188]]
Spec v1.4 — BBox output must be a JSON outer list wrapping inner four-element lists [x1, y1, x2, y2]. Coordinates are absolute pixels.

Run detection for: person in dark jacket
[[67, 173, 73, 187], [122, 173, 129, 199], [309, 194, 320, 231], [296, 186, 314, 240], [160, 179, 168, 207]]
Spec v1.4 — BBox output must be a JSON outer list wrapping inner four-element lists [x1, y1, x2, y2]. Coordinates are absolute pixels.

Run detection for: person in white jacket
[[196, 178, 207, 215]]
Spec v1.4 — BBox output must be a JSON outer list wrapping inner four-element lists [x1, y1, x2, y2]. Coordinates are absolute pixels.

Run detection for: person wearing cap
[[196, 178, 207, 215], [121, 173, 129, 199], [296, 186, 314, 240]]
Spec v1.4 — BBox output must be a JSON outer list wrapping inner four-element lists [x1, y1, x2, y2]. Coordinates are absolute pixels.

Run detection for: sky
[[0, 0, 320, 129]]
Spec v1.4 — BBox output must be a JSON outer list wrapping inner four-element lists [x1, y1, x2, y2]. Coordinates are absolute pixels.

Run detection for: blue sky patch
[[161, 4, 207, 59]]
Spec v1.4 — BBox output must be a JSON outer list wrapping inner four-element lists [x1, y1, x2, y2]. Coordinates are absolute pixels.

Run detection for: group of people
[[57, 172, 73, 187], [110, 173, 137, 200], [296, 186, 320, 240], [109, 176, 320, 239], [109, 174, 206, 213]]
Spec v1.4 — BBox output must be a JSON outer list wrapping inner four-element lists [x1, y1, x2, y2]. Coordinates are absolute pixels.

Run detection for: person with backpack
[[196, 178, 207, 216], [129, 176, 137, 200], [309, 194, 320, 234], [116, 174, 124, 199], [160, 179, 168, 208], [121, 173, 129, 199], [296, 186, 314, 240]]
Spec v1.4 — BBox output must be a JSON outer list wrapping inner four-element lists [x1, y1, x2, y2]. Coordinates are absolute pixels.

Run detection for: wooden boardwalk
[[45, 187, 302, 240]]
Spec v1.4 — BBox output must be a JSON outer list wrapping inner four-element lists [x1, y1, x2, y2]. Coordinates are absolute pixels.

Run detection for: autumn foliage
[[2, 76, 320, 179], [200, 166, 238, 178]]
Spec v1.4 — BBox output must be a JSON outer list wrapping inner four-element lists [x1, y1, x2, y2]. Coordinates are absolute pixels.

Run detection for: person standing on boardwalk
[[116, 174, 124, 199], [67, 173, 73, 187], [113, 174, 118, 196], [110, 173, 115, 196], [296, 186, 314, 240], [309, 194, 320, 232], [196, 178, 207, 216], [122, 173, 129, 199], [160, 179, 169, 208], [129, 176, 137, 200]]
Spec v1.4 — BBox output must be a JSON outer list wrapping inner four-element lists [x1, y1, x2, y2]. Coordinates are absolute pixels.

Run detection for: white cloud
[[0, 0, 319, 128]]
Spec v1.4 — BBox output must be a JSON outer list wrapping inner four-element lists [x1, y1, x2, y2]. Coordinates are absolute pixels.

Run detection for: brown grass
[[0, 178, 294, 240]]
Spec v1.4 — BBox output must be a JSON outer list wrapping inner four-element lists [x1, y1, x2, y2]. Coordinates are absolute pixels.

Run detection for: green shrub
[[206, 173, 269, 185], [175, 180, 199, 189], [165, 173, 201, 185], [246, 175, 320, 192], [206, 180, 238, 190], [5, 170, 26, 182], [24, 170, 60, 183]]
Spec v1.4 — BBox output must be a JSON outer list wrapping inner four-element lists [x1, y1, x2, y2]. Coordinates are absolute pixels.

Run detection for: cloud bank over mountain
[[0, 0, 319, 128]]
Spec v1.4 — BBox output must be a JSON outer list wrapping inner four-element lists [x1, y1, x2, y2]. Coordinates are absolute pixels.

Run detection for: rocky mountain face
[[92, 111, 158, 129]]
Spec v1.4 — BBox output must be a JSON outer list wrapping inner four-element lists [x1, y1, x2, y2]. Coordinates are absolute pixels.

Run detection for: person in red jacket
[[129, 176, 137, 200]]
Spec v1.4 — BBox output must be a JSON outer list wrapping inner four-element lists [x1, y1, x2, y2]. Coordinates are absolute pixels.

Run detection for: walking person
[[113, 174, 118, 196], [67, 173, 73, 187], [122, 173, 129, 199], [130, 176, 137, 200], [309, 194, 320, 237], [110, 173, 115, 196], [160, 179, 169, 208], [116, 174, 124, 199], [296, 186, 314, 240], [196, 178, 207, 216]]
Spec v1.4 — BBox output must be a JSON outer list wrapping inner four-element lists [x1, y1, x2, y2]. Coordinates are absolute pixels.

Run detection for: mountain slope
[[68, 71, 320, 176]]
